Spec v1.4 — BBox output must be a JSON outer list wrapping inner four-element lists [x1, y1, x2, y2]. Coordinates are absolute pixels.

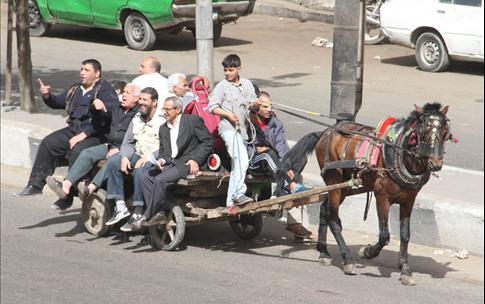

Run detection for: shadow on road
[[38, 25, 252, 51], [381, 55, 484, 76]]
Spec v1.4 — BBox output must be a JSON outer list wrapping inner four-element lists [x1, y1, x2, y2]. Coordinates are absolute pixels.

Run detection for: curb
[[253, 0, 335, 24], [1, 116, 483, 256]]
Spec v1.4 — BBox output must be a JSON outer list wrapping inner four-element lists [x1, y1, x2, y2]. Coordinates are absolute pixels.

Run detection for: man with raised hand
[[16, 59, 118, 211]]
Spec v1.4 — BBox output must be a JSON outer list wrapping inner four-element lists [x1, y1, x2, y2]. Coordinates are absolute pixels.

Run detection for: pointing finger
[[38, 78, 46, 87]]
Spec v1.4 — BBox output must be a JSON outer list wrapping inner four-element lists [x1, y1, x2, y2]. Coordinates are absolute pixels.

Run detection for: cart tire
[[148, 205, 186, 251], [229, 213, 263, 240], [82, 189, 111, 237]]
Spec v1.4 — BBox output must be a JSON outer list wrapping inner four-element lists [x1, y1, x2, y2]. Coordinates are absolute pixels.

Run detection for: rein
[[275, 107, 416, 156]]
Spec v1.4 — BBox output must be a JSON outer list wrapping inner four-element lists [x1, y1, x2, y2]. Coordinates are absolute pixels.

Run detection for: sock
[[134, 206, 143, 215], [115, 200, 127, 213]]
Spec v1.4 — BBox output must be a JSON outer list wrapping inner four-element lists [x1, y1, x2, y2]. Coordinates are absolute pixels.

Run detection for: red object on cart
[[184, 76, 225, 154]]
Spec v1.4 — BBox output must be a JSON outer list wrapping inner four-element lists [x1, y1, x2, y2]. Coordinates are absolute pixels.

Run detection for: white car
[[380, 0, 484, 72]]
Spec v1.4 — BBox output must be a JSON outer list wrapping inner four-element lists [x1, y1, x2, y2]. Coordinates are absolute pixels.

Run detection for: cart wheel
[[148, 205, 186, 251], [82, 189, 111, 237], [229, 213, 263, 240]]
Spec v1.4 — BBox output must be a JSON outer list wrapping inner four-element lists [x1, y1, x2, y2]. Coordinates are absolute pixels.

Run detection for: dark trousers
[[28, 127, 104, 191], [141, 165, 184, 219], [248, 150, 300, 190]]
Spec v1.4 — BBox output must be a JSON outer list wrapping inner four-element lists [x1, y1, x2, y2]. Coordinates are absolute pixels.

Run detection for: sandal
[[286, 223, 315, 239]]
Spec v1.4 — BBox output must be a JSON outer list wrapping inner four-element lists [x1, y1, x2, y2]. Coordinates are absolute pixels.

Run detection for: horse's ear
[[441, 105, 449, 116], [414, 104, 423, 114]]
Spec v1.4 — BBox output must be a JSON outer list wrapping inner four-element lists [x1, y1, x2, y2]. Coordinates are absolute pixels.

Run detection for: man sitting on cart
[[139, 96, 214, 227], [247, 91, 316, 240]]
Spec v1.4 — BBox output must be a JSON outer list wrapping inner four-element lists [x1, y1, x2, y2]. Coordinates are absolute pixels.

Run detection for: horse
[[277, 103, 452, 285]]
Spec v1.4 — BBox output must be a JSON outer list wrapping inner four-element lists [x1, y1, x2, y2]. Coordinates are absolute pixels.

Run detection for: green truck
[[29, 0, 256, 50]]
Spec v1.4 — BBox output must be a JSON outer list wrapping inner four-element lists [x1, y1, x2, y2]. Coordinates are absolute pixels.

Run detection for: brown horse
[[278, 103, 452, 285]]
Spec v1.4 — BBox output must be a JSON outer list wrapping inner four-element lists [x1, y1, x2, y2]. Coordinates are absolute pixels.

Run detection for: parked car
[[28, 0, 256, 51], [380, 0, 484, 72]]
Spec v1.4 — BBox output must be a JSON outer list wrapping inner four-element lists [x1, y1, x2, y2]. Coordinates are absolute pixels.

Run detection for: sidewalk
[[1, 109, 483, 256], [254, 0, 335, 24]]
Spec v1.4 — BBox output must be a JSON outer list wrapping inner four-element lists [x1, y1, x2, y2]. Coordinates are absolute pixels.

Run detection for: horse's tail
[[276, 131, 323, 194]]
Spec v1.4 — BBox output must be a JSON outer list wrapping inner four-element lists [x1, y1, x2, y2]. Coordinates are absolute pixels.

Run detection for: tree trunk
[[4, 0, 14, 105], [16, 0, 36, 112]]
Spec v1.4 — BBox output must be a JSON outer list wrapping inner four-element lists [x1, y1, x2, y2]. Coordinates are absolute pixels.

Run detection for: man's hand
[[92, 98, 107, 112], [186, 160, 199, 176], [121, 157, 131, 174], [106, 148, 119, 158], [38, 78, 51, 99], [227, 113, 240, 126], [134, 156, 147, 169], [256, 146, 269, 154], [287, 170, 295, 180], [156, 158, 166, 170], [69, 132, 87, 149]]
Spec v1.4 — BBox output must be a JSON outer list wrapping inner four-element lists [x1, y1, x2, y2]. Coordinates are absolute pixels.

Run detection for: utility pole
[[5, 0, 14, 105], [329, 0, 366, 121], [196, 0, 214, 88]]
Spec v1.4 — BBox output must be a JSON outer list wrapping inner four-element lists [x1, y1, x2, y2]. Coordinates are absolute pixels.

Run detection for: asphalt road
[[1, 184, 483, 304], [0, 6, 483, 170]]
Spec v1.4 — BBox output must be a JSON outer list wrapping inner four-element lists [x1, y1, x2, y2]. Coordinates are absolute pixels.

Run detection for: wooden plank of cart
[[82, 170, 362, 251]]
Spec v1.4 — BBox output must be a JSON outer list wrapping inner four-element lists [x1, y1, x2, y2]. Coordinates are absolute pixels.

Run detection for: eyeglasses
[[163, 107, 176, 112]]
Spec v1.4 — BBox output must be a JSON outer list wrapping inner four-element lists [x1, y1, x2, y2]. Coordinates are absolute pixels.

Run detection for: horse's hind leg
[[359, 196, 390, 260], [327, 191, 356, 275], [317, 199, 332, 266]]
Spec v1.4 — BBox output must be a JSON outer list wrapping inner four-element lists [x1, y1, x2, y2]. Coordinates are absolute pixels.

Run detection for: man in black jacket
[[46, 83, 140, 209], [16, 59, 118, 210], [134, 96, 213, 228]]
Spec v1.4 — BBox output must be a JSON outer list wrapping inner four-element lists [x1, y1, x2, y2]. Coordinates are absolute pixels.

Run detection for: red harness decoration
[[356, 117, 397, 167]]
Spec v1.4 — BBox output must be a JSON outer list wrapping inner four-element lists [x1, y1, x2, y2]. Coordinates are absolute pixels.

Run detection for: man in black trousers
[[132, 96, 213, 229], [16, 59, 118, 210]]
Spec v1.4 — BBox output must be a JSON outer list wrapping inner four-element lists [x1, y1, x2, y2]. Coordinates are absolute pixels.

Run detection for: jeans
[[220, 129, 249, 206], [65, 144, 108, 186], [106, 153, 151, 207]]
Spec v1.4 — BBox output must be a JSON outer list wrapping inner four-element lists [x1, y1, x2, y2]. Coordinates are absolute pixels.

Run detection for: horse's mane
[[403, 102, 443, 125]]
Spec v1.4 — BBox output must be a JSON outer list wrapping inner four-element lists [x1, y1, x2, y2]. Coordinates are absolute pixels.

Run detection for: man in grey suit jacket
[[133, 96, 214, 228]]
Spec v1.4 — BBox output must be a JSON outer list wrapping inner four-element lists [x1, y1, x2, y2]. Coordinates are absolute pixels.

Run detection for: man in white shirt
[[132, 57, 169, 112]]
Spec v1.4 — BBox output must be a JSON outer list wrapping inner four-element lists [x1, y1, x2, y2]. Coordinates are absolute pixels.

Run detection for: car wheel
[[28, 0, 50, 37], [364, 3, 386, 45], [124, 12, 156, 51], [415, 32, 449, 72]]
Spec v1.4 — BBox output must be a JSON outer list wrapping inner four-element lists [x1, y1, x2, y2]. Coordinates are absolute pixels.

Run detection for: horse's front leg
[[399, 202, 416, 286], [317, 199, 332, 266], [359, 196, 390, 259], [327, 192, 356, 275]]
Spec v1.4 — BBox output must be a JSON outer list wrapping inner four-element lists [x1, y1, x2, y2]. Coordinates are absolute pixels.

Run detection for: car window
[[450, 0, 482, 6]]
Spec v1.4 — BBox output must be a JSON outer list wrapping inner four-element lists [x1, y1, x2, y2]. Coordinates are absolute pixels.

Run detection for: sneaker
[[46, 176, 68, 199], [131, 215, 147, 231], [77, 182, 92, 202], [50, 198, 73, 211], [120, 213, 142, 232], [106, 209, 130, 226], [233, 194, 253, 206]]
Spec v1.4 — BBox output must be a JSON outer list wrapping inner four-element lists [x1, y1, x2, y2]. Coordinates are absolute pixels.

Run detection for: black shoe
[[50, 198, 73, 211], [46, 176, 68, 199], [15, 185, 42, 197]]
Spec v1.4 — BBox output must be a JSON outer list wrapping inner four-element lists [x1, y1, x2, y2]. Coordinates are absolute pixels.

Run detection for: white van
[[380, 0, 484, 72]]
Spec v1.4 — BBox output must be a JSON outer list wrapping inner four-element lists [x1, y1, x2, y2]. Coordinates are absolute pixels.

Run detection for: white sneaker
[[106, 209, 130, 226]]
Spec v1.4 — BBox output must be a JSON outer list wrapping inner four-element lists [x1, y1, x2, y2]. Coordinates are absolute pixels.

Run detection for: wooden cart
[[81, 171, 362, 251]]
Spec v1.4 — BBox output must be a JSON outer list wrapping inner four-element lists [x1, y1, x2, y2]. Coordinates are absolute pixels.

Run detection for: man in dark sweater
[[16, 59, 118, 210], [46, 83, 140, 209]]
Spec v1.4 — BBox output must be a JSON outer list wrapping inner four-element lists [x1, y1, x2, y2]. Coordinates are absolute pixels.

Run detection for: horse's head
[[412, 103, 451, 171]]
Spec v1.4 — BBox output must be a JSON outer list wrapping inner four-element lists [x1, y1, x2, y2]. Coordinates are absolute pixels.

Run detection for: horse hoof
[[400, 275, 416, 286], [343, 264, 357, 275], [358, 247, 367, 258], [319, 257, 332, 266]]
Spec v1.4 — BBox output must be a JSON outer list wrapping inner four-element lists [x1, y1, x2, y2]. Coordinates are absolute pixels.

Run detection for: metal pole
[[196, 0, 214, 88], [329, 0, 366, 121]]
